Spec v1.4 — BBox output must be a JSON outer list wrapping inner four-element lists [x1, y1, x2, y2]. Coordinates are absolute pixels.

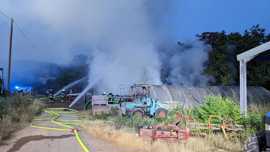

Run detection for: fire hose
[[31, 108, 90, 152]]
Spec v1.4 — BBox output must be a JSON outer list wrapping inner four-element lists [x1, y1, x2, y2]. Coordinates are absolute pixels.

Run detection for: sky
[[0, 0, 269, 63], [168, 0, 270, 40]]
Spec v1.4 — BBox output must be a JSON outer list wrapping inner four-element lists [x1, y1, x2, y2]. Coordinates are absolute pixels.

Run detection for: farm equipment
[[170, 112, 243, 139], [47, 89, 68, 102], [91, 94, 130, 115], [245, 112, 270, 152], [121, 96, 169, 118], [91, 93, 134, 115], [91, 95, 111, 115], [48, 88, 86, 103], [183, 115, 243, 139], [130, 84, 151, 98], [106, 93, 133, 104], [139, 124, 190, 142]]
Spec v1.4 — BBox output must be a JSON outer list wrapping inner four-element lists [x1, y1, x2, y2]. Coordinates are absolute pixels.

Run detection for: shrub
[[0, 99, 8, 119], [0, 95, 45, 143], [239, 112, 264, 140], [193, 96, 241, 124], [0, 115, 15, 141]]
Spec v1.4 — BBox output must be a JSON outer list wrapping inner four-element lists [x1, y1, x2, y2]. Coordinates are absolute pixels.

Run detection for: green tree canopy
[[198, 25, 270, 89]]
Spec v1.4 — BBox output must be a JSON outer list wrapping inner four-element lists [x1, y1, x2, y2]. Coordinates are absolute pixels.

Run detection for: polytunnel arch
[[237, 41, 270, 116]]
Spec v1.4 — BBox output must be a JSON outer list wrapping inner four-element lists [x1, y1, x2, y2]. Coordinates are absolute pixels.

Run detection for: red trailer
[[139, 124, 190, 142]]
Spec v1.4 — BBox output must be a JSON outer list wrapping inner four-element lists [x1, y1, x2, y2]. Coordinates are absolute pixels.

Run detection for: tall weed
[[0, 95, 44, 143]]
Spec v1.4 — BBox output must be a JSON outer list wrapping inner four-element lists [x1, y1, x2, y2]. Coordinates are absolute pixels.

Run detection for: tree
[[35, 54, 89, 94], [198, 25, 270, 88]]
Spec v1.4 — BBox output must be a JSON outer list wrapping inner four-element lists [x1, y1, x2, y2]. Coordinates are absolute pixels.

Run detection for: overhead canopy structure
[[237, 41, 270, 116]]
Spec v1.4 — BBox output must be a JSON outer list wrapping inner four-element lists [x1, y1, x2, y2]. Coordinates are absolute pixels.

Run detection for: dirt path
[[0, 110, 135, 152]]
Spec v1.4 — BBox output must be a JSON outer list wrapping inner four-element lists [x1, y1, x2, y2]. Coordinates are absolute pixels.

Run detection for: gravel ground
[[0, 111, 135, 152]]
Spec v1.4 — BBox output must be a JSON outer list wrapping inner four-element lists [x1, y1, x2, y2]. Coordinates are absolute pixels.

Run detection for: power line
[[13, 21, 37, 49], [0, 8, 37, 49], [0, 9, 11, 26], [0, 9, 11, 20]]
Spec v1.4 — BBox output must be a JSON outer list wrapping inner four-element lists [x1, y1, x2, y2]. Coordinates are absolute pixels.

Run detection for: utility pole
[[7, 18, 14, 93]]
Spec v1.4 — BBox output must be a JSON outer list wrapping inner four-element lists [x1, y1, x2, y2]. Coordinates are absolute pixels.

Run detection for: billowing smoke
[[160, 41, 210, 86], [1, 0, 210, 93], [89, 45, 161, 93], [1, 0, 165, 93]]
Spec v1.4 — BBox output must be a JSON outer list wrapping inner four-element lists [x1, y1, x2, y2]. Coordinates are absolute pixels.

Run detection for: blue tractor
[[245, 112, 270, 152], [121, 96, 169, 118]]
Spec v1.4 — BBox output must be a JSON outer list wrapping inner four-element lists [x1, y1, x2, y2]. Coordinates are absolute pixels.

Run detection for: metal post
[[7, 18, 14, 93], [237, 41, 270, 116], [240, 60, 247, 116]]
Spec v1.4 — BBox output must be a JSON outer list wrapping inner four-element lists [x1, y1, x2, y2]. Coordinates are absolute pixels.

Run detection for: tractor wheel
[[155, 108, 168, 118], [132, 110, 144, 118], [244, 135, 260, 152]]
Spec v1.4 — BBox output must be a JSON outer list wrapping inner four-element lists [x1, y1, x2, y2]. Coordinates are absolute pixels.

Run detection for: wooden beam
[[7, 18, 14, 92]]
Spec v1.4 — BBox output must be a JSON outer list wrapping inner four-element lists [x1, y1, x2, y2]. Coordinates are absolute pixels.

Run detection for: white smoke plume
[[89, 45, 161, 93], [1, 0, 210, 93], [161, 41, 210, 86], [1, 0, 164, 93]]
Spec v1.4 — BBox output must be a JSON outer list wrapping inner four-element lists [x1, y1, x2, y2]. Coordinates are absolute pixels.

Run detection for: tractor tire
[[132, 110, 144, 118], [155, 108, 168, 119], [244, 135, 260, 152]]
